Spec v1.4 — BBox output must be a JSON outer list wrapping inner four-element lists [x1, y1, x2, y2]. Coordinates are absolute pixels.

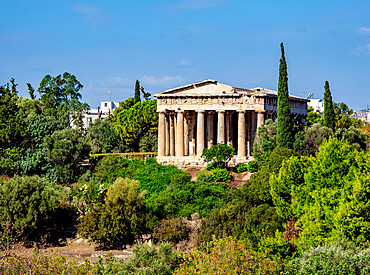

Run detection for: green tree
[[44, 128, 90, 184], [134, 80, 141, 104], [27, 82, 36, 99], [86, 119, 118, 153], [0, 176, 60, 234], [323, 81, 336, 130], [38, 72, 89, 128], [79, 178, 147, 249], [252, 119, 277, 164], [306, 106, 323, 126], [112, 100, 158, 151], [276, 43, 293, 149], [201, 143, 235, 169]]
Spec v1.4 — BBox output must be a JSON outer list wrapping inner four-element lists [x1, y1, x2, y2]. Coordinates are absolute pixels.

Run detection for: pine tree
[[276, 43, 293, 149], [323, 81, 336, 130], [134, 80, 141, 103]]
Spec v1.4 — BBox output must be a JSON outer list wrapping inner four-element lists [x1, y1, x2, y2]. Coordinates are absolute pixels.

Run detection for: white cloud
[[357, 27, 370, 34], [167, 0, 226, 10], [352, 44, 370, 56], [142, 75, 184, 87], [72, 3, 107, 26], [180, 59, 190, 66]]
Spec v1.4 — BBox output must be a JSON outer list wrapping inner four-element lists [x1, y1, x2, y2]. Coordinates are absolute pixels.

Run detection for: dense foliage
[[323, 80, 336, 130]]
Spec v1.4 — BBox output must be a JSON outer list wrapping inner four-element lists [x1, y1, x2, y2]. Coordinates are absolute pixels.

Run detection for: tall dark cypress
[[276, 43, 293, 149], [323, 81, 336, 129], [134, 80, 141, 103]]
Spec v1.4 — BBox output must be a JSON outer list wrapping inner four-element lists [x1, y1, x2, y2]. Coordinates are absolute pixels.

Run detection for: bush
[[235, 163, 248, 173], [100, 242, 183, 275], [207, 168, 232, 183], [174, 236, 282, 274], [78, 178, 146, 249], [247, 160, 259, 172], [285, 240, 370, 274], [0, 176, 60, 235], [202, 143, 235, 169], [153, 218, 189, 244]]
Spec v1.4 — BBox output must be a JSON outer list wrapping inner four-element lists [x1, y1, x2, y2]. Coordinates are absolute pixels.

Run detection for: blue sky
[[1, 0, 370, 110]]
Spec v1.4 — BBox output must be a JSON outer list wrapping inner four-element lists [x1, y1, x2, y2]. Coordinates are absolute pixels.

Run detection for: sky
[[1, 0, 370, 110]]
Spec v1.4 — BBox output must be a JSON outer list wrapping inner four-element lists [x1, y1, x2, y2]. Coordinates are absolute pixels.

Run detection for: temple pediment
[[154, 79, 249, 98]]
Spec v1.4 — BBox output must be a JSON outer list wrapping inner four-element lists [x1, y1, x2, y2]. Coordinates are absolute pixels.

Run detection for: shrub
[[285, 240, 370, 274], [247, 160, 259, 172], [174, 236, 282, 274], [235, 163, 248, 173], [78, 178, 146, 249], [100, 242, 183, 275], [153, 218, 189, 244], [202, 143, 235, 169], [207, 168, 232, 183], [0, 176, 60, 235]]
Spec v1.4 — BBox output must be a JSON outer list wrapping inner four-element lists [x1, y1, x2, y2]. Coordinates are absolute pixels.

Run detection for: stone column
[[217, 110, 225, 144], [238, 111, 246, 157], [184, 112, 189, 156], [206, 111, 214, 149], [196, 110, 205, 156], [169, 113, 175, 156], [176, 111, 184, 157], [158, 111, 166, 157], [165, 114, 170, 156], [226, 111, 234, 147], [257, 111, 265, 128]]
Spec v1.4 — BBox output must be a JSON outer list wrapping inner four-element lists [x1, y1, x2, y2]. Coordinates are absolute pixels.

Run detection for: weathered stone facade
[[154, 79, 308, 168]]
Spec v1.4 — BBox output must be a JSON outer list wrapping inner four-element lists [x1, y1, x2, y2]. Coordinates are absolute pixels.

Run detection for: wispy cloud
[[166, 0, 227, 10], [72, 3, 107, 26], [180, 59, 190, 66], [142, 75, 184, 87], [357, 27, 370, 34], [352, 44, 370, 56]]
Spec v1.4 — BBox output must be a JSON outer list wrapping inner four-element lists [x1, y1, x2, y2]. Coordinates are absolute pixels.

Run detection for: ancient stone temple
[[154, 79, 308, 168]]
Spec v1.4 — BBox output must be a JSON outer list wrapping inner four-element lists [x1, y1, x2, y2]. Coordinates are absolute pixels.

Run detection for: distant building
[[82, 101, 120, 128], [351, 109, 370, 124], [308, 98, 324, 114]]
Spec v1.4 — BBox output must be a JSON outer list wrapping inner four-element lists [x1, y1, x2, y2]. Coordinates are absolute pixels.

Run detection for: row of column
[[158, 110, 266, 158]]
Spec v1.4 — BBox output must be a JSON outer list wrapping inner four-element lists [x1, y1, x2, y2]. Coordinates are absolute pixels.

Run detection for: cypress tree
[[323, 81, 336, 129], [276, 43, 293, 149], [134, 80, 141, 103]]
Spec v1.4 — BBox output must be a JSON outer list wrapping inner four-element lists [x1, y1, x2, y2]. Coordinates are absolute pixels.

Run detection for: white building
[[308, 98, 324, 113], [82, 101, 120, 128]]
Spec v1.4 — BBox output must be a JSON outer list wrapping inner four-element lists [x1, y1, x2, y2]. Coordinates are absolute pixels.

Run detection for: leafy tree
[[306, 106, 323, 126], [27, 82, 36, 99], [276, 42, 293, 149], [252, 119, 277, 164], [335, 101, 364, 129], [38, 72, 89, 128], [16, 96, 42, 120], [134, 80, 141, 104], [335, 126, 368, 151], [86, 119, 118, 154], [44, 128, 90, 184], [0, 176, 60, 234], [271, 138, 370, 250], [323, 81, 336, 130], [141, 86, 151, 101], [79, 178, 147, 249], [201, 143, 235, 169], [112, 100, 158, 150], [175, 237, 282, 274], [0, 79, 26, 149], [138, 132, 158, 152]]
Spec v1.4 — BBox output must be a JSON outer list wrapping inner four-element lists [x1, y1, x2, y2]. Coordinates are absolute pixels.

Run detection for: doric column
[[165, 114, 170, 156], [184, 112, 189, 156], [196, 110, 205, 156], [226, 111, 234, 147], [176, 111, 184, 157], [169, 113, 175, 156], [257, 111, 265, 129], [217, 110, 225, 144], [158, 111, 166, 157], [206, 111, 214, 149], [238, 111, 246, 157]]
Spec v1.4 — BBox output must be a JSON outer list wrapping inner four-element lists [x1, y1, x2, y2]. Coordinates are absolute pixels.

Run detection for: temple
[[154, 79, 308, 168]]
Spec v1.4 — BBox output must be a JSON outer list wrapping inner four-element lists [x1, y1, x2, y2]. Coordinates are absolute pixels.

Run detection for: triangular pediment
[[154, 79, 242, 97]]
